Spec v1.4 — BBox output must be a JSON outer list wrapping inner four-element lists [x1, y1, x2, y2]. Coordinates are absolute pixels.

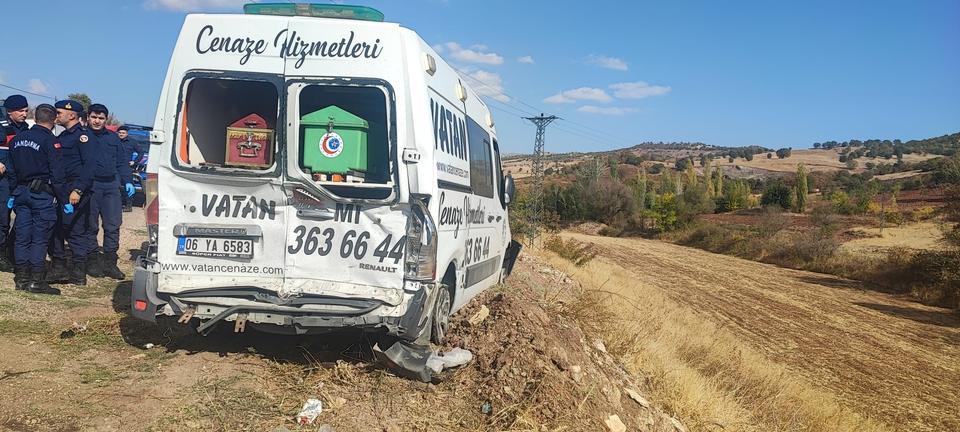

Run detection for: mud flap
[[502, 240, 522, 278]]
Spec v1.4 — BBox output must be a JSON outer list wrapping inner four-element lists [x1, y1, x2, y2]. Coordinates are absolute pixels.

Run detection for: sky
[[1, 0, 957, 154]]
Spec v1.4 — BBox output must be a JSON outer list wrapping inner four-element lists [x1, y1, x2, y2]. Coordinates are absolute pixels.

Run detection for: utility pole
[[524, 113, 558, 242]]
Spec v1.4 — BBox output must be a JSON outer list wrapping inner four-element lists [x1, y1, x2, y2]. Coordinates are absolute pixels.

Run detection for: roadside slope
[[557, 232, 959, 432]]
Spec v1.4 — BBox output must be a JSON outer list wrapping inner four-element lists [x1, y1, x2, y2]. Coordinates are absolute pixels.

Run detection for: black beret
[[118, 125, 129, 131], [3, 94, 27, 110], [88, 103, 109, 116], [55, 99, 84, 113]]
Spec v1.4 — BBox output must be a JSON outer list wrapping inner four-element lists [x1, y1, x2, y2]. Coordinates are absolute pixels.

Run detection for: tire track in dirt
[[564, 232, 960, 432]]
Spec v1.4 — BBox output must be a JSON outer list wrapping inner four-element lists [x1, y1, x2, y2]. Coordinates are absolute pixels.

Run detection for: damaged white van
[[131, 3, 521, 344]]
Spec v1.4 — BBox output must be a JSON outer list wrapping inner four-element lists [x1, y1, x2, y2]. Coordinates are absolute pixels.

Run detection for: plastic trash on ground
[[426, 347, 474, 374], [296, 399, 323, 425]]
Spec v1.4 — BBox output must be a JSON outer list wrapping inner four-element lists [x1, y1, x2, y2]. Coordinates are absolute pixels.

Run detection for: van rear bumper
[[130, 258, 439, 341]]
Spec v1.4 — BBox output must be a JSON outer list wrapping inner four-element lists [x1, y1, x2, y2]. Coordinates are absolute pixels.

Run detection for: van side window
[[297, 85, 390, 184], [179, 78, 279, 169], [466, 116, 494, 198], [493, 138, 505, 208]]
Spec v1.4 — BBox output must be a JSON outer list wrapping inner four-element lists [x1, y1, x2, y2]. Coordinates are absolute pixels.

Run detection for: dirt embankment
[[0, 209, 684, 431], [556, 232, 960, 432]]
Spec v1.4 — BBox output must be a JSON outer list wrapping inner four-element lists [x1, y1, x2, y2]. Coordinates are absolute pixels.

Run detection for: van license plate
[[177, 237, 253, 259]]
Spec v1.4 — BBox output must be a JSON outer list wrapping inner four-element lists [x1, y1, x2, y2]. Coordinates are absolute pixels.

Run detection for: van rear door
[[157, 15, 290, 294], [277, 18, 409, 304]]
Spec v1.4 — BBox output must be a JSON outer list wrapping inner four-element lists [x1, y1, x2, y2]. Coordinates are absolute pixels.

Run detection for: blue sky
[[1, 0, 957, 154]]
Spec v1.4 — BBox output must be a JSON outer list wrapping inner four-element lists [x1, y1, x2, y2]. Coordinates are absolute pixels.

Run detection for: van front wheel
[[431, 284, 452, 344]]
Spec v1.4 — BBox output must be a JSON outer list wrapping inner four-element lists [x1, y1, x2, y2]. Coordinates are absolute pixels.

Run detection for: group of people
[[1, 95, 144, 294]]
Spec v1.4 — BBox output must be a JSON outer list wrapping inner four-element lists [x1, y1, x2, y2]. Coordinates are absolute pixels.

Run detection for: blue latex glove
[[5, 197, 12, 209], [64, 203, 74, 214], [125, 182, 136, 197], [131, 152, 139, 162]]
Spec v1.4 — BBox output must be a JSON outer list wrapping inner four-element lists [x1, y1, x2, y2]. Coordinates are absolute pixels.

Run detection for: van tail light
[[404, 196, 437, 281], [145, 173, 159, 249]]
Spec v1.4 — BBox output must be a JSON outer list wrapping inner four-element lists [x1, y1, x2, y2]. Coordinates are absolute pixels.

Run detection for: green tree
[[717, 180, 751, 212], [761, 182, 793, 210], [632, 171, 649, 212], [703, 158, 715, 197], [794, 163, 808, 213], [713, 166, 723, 196], [685, 162, 698, 189], [67, 92, 92, 111], [653, 193, 679, 232]]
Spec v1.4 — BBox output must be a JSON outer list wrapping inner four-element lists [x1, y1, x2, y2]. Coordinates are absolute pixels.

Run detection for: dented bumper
[[131, 257, 441, 341]]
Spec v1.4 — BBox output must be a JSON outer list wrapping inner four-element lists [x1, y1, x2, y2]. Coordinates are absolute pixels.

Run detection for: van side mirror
[[502, 175, 516, 206]]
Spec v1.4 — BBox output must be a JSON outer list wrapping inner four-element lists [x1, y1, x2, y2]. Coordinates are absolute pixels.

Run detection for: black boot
[[47, 257, 69, 283], [102, 252, 125, 280], [13, 265, 30, 291], [122, 203, 133, 213], [86, 252, 104, 278], [28, 269, 61, 295], [0, 254, 13, 273], [68, 260, 88, 286]]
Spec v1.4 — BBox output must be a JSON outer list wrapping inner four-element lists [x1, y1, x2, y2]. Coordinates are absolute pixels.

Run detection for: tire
[[431, 283, 452, 344]]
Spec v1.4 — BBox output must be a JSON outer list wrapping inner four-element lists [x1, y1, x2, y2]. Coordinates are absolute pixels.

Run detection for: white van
[[130, 3, 521, 344]]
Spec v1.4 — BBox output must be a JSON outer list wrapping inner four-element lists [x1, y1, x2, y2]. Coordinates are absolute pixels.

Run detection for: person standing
[[117, 125, 142, 212], [5, 104, 63, 294], [47, 100, 95, 285], [0, 95, 30, 273], [84, 104, 134, 280]]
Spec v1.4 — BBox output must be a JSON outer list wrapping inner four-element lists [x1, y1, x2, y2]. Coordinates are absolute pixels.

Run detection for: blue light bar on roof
[[244, 3, 385, 22]]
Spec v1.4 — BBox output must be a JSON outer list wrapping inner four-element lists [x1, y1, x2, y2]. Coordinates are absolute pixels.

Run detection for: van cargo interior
[[298, 85, 390, 184], [182, 78, 279, 168]]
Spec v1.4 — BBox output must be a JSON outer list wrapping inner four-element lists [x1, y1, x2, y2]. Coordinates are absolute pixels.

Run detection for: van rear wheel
[[431, 284, 452, 344]]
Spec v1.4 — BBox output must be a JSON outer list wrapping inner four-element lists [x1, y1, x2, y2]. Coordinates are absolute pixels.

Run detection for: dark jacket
[[58, 123, 95, 194], [6, 124, 66, 199], [88, 127, 133, 185]]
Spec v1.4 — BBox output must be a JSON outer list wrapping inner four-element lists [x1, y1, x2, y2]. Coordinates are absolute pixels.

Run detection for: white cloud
[[543, 87, 612, 104], [517, 56, 535, 64], [436, 42, 504, 65], [28, 79, 50, 95], [610, 81, 671, 99], [144, 0, 250, 12], [466, 70, 510, 103], [586, 54, 628, 71], [577, 105, 636, 115]]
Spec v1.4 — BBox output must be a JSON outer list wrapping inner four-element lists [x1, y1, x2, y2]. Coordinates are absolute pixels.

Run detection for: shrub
[[761, 183, 793, 210], [544, 235, 597, 267], [910, 206, 936, 222], [908, 250, 960, 308], [757, 207, 790, 238], [581, 178, 635, 225]]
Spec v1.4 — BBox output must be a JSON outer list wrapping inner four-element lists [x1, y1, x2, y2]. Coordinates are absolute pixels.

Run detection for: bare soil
[[0, 209, 681, 431]]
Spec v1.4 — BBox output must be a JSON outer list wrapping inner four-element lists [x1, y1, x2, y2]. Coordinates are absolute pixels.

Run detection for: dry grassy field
[[504, 147, 940, 180], [543, 232, 959, 432]]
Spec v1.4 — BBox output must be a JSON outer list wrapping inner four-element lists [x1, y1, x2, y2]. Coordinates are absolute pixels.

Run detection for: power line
[[453, 66, 635, 148], [0, 82, 56, 101]]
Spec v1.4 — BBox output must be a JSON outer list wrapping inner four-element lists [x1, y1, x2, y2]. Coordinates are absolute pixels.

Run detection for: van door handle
[[297, 208, 335, 220]]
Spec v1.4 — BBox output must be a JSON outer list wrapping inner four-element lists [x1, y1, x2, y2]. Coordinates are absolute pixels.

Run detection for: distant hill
[[503, 132, 959, 180]]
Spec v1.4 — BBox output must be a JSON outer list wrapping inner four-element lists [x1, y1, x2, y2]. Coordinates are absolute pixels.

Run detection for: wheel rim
[[433, 288, 451, 343]]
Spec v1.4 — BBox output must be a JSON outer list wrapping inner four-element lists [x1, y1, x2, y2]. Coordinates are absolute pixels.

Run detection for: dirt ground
[[0, 209, 683, 432], [561, 232, 960, 432]]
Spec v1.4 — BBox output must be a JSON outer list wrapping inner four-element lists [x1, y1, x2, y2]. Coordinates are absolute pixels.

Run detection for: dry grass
[[538, 249, 894, 432], [840, 221, 955, 256], [543, 234, 598, 267]]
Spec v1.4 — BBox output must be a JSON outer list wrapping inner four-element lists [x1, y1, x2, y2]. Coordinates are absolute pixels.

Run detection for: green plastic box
[[301, 105, 369, 174]]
